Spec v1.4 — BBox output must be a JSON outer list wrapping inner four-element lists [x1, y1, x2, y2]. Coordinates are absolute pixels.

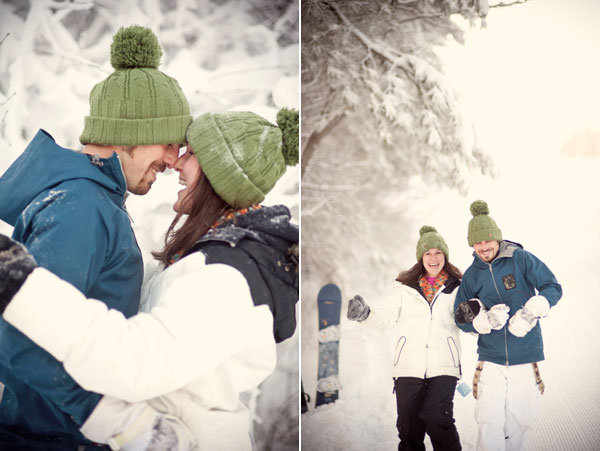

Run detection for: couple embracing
[[0, 25, 298, 450], [348, 201, 562, 451]]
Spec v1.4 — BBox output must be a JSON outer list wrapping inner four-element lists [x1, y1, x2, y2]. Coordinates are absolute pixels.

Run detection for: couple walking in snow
[[0, 25, 298, 450], [347, 200, 562, 451]]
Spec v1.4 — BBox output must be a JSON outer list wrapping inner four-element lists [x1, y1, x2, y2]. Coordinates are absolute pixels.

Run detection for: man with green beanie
[[0, 107, 299, 450], [453, 200, 562, 451], [0, 25, 191, 449]]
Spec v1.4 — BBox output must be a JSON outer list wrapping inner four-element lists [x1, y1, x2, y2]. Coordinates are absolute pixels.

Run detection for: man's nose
[[163, 146, 179, 169]]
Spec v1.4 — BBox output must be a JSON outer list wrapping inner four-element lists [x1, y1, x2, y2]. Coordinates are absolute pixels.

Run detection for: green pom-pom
[[277, 108, 299, 166], [419, 225, 437, 236], [470, 200, 489, 217], [110, 25, 162, 70]]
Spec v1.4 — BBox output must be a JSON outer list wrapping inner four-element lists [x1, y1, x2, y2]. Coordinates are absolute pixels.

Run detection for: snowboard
[[316, 283, 342, 407]]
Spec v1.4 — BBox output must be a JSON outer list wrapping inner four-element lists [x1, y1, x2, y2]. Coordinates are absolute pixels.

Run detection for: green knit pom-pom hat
[[416, 225, 449, 261], [79, 25, 192, 146], [187, 108, 299, 209], [467, 200, 502, 246]]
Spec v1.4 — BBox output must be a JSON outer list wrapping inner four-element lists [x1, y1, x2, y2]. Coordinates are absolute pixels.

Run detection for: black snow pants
[[394, 376, 461, 451]]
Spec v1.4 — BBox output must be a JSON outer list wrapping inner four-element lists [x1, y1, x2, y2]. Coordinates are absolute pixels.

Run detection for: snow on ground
[[302, 153, 600, 451], [301, 1, 600, 450]]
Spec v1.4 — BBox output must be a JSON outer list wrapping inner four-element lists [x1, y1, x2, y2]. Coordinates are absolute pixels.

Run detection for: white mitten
[[508, 296, 550, 337], [472, 303, 509, 334], [146, 414, 196, 451], [80, 396, 195, 451], [523, 295, 550, 318]]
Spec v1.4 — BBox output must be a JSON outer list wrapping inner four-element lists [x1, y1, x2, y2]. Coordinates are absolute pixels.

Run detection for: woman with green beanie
[[0, 109, 299, 450], [347, 226, 463, 451]]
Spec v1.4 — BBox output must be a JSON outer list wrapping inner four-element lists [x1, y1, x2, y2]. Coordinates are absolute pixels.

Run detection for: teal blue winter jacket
[[0, 130, 143, 447], [454, 241, 562, 366]]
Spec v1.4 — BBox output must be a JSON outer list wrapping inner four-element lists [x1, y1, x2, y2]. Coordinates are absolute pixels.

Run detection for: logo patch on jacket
[[502, 274, 516, 290]]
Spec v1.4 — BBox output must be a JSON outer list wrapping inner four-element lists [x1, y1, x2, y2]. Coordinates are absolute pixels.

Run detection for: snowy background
[[0, 1, 299, 449], [301, 1, 600, 450]]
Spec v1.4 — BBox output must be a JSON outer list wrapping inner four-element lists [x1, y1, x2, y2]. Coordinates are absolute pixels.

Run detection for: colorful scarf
[[419, 270, 448, 302], [211, 204, 262, 229]]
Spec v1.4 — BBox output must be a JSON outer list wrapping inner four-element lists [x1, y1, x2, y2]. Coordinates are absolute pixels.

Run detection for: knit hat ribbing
[[79, 25, 192, 146], [416, 225, 449, 261], [187, 108, 299, 209], [467, 200, 502, 246]]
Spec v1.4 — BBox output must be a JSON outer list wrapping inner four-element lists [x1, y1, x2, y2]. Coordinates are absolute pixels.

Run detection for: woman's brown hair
[[152, 170, 230, 266], [396, 258, 463, 287]]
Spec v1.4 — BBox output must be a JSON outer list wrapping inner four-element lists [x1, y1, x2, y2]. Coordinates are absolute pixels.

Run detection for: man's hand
[[455, 298, 482, 324], [81, 396, 195, 451], [0, 234, 36, 314], [508, 296, 550, 337], [472, 303, 510, 334], [347, 295, 370, 322]]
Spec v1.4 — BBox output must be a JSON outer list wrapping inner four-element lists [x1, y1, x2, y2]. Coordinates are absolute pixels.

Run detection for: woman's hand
[[0, 234, 36, 314], [347, 295, 370, 322]]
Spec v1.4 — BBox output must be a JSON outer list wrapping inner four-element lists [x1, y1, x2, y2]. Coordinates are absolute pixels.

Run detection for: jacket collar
[[0, 130, 128, 226], [404, 273, 460, 299], [472, 240, 523, 268], [195, 204, 298, 252]]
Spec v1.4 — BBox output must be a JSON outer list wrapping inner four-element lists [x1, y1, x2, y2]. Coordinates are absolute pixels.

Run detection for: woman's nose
[[173, 155, 185, 171]]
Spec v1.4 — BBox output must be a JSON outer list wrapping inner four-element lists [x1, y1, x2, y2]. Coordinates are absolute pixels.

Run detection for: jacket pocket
[[393, 336, 407, 366], [447, 336, 460, 368]]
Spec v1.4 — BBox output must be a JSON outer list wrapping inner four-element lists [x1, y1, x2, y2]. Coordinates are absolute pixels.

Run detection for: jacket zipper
[[424, 286, 444, 378], [488, 263, 509, 365]]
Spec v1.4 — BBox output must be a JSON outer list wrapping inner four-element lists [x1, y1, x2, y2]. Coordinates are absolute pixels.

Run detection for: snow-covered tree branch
[[301, 0, 504, 292]]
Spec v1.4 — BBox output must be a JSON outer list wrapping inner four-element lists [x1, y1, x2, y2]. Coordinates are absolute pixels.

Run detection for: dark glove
[[347, 295, 370, 322], [454, 298, 482, 324], [0, 234, 36, 314]]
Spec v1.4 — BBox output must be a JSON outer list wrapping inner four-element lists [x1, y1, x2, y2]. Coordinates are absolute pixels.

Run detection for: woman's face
[[173, 146, 201, 214], [422, 248, 445, 278]]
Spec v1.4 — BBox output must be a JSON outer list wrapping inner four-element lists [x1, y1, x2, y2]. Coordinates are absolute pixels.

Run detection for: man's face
[[119, 144, 180, 195], [473, 240, 500, 262]]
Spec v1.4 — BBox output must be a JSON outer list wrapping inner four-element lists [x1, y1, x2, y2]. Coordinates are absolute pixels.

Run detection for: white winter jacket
[[363, 279, 462, 379], [4, 252, 277, 450]]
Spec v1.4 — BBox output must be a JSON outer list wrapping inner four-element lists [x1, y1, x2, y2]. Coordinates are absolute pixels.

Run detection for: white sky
[[442, 0, 600, 162], [415, 0, 600, 273]]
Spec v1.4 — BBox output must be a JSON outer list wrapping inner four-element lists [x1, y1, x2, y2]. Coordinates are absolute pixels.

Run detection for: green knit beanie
[[467, 200, 503, 246], [187, 108, 299, 209], [416, 226, 449, 261], [79, 25, 192, 146]]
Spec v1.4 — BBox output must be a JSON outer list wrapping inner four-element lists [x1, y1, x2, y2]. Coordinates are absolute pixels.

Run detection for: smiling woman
[[346, 225, 464, 450]]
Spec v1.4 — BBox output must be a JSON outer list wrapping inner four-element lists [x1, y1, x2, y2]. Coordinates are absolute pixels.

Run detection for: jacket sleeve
[[361, 284, 404, 330], [454, 272, 477, 333], [516, 249, 563, 307], [18, 188, 108, 292], [4, 253, 268, 403], [0, 191, 110, 423]]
